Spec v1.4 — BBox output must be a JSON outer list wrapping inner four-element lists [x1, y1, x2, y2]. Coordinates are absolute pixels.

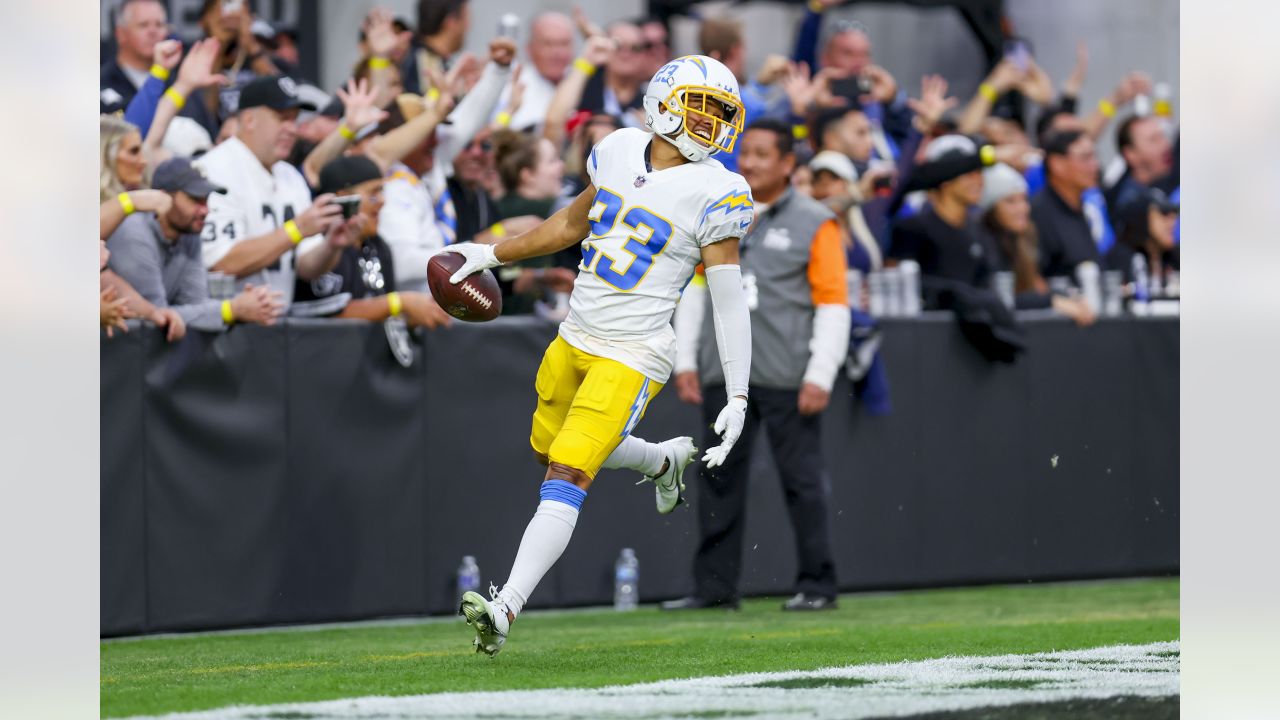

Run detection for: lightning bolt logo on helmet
[[643, 54, 745, 163]]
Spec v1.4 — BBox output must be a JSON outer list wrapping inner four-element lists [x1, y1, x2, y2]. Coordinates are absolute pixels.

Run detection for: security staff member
[[667, 118, 851, 611]]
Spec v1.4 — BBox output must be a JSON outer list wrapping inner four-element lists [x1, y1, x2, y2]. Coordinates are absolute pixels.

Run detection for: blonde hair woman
[[100, 115, 146, 203]]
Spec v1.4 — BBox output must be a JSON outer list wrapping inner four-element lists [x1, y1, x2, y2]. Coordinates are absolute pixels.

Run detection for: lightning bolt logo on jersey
[[558, 127, 754, 384]]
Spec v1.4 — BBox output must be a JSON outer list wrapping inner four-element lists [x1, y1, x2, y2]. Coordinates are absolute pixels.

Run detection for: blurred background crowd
[[98, 0, 1179, 343]]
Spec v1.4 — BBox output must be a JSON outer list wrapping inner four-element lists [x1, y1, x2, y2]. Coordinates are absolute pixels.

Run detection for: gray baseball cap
[[151, 157, 226, 198]]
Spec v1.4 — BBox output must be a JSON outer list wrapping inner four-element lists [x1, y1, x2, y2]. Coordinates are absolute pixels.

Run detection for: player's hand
[[230, 283, 285, 326], [702, 396, 747, 468], [797, 383, 830, 416], [439, 243, 502, 284], [675, 371, 702, 405], [152, 307, 187, 343]]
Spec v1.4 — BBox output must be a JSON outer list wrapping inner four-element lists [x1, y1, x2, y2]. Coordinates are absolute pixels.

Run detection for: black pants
[[692, 385, 838, 602]]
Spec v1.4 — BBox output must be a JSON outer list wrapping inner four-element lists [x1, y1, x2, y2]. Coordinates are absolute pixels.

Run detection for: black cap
[[237, 75, 317, 113], [151, 157, 226, 198], [317, 156, 383, 195]]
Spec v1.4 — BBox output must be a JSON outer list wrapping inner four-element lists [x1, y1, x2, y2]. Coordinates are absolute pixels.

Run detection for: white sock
[[602, 435, 666, 475], [497, 490, 582, 618]]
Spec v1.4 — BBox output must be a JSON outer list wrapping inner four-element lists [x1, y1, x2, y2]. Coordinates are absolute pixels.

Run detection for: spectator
[[100, 0, 168, 113], [975, 163, 1095, 326], [498, 12, 576, 132], [100, 116, 147, 204], [808, 151, 883, 273], [638, 17, 671, 79], [1105, 115, 1173, 226], [490, 130, 577, 315], [403, 0, 472, 94], [579, 21, 648, 127], [697, 18, 792, 173], [445, 131, 501, 243], [667, 119, 849, 612], [106, 156, 283, 334], [888, 136, 998, 307], [1031, 130, 1103, 280], [812, 106, 873, 168], [195, 75, 358, 307], [293, 156, 452, 328], [561, 112, 621, 194], [197, 0, 280, 81], [542, 35, 616, 148], [100, 242, 130, 338], [1106, 187, 1180, 291]]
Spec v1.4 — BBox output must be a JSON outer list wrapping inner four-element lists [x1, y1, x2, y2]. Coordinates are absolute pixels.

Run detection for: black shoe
[[782, 593, 838, 611], [660, 595, 740, 611]]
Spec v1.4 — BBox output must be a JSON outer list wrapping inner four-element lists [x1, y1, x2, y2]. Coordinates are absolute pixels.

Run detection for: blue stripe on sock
[[540, 479, 587, 510]]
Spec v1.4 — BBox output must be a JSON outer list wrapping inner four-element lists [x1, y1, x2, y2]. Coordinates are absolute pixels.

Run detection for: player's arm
[[438, 184, 596, 283], [699, 238, 753, 468]]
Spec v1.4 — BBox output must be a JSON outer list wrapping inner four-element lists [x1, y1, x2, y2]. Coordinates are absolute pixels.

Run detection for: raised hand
[[363, 7, 399, 59], [504, 63, 526, 117], [907, 74, 958, 134], [153, 38, 183, 73], [295, 194, 344, 237], [582, 35, 616, 69], [175, 38, 229, 94], [985, 59, 1025, 94], [863, 64, 898, 104], [1063, 40, 1088, 98], [336, 77, 388, 131], [755, 55, 792, 86], [488, 37, 517, 67], [572, 5, 604, 39]]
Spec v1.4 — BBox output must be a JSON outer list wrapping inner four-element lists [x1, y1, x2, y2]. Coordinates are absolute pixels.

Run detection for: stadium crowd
[[99, 0, 1180, 340]]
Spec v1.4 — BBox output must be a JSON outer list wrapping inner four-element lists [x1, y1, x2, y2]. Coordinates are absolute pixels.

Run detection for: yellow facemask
[[660, 85, 746, 154]]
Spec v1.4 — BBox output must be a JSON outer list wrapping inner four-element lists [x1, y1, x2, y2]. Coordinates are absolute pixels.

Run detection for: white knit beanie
[[978, 163, 1028, 212]]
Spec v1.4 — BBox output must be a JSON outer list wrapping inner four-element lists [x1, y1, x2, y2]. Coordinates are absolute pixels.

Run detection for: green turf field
[[100, 577, 1179, 718]]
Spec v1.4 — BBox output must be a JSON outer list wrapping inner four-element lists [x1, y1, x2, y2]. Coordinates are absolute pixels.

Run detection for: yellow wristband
[[149, 64, 170, 81], [117, 192, 135, 215], [427, 87, 441, 102], [164, 87, 186, 110], [573, 58, 597, 77], [368, 56, 393, 70], [495, 111, 512, 127], [978, 83, 999, 103], [221, 299, 235, 324], [283, 219, 304, 244], [1154, 99, 1172, 117], [807, 0, 824, 12], [791, 124, 809, 140], [1098, 99, 1117, 118], [979, 144, 996, 166], [338, 123, 357, 141], [386, 291, 402, 317], [489, 222, 507, 238]]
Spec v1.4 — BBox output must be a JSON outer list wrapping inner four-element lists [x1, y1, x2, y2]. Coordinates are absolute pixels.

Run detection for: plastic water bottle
[[992, 271, 1016, 310], [614, 548, 639, 611], [847, 269, 864, 311], [1130, 254, 1150, 315], [457, 555, 481, 599], [1076, 261, 1102, 315], [1102, 270, 1124, 317], [898, 260, 921, 317], [867, 271, 886, 317], [882, 267, 902, 317]]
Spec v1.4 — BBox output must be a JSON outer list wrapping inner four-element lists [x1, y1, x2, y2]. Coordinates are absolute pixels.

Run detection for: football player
[[441, 55, 754, 656]]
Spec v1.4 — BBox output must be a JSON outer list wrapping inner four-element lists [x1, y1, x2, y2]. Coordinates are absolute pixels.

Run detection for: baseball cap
[[237, 75, 317, 113], [809, 151, 857, 183], [151, 157, 227, 198], [317, 156, 383, 196]]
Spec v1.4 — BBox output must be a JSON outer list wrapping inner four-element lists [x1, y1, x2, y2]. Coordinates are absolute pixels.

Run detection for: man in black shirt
[[888, 137, 996, 308], [1031, 130, 1101, 279], [295, 156, 451, 328]]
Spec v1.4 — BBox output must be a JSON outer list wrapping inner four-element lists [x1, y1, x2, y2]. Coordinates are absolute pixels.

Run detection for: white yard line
[[121, 641, 1178, 720]]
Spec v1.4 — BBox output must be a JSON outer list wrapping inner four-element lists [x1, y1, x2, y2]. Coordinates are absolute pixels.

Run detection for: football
[[427, 252, 503, 321]]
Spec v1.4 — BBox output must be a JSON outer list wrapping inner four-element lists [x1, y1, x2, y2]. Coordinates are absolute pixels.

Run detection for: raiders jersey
[[196, 136, 319, 306], [559, 127, 754, 383]]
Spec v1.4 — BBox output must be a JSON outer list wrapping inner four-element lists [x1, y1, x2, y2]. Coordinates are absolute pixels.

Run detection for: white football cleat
[[641, 436, 698, 514], [460, 585, 511, 657]]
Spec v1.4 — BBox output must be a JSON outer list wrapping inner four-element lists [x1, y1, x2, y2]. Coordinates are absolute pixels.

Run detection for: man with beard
[[106, 157, 284, 334]]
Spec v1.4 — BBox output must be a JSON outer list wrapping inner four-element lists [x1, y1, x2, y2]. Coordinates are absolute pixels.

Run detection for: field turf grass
[[101, 577, 1178, 718]]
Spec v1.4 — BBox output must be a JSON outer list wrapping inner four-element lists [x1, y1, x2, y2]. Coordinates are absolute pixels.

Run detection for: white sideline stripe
[[120, 641, 1178, 720]]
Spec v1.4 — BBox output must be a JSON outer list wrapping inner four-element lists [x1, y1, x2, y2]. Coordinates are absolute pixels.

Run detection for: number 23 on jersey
[[580, 187, 674, 292]]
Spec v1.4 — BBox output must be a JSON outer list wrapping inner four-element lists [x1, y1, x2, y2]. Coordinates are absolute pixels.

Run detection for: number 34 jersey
[[560, 128, 755, 383]]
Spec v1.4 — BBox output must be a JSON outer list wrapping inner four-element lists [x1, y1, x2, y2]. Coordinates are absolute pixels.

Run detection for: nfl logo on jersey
[[634, 175, 647, 188]]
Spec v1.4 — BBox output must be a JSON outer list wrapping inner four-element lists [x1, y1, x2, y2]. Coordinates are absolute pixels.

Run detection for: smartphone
[[334, 196, 362, 219], [221, 0, 244, 16], [831, 75, 870, 102], [497, 13, 520, 39], [1003, 38, 1031, 71]]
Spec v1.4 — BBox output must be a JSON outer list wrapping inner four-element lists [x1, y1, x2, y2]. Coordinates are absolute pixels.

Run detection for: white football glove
[[701, 396, 748, 468], [439, 243, 502, 284]]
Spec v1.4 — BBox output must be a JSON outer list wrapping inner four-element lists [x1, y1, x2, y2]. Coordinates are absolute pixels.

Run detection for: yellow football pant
[[529, 336, 662, 479]]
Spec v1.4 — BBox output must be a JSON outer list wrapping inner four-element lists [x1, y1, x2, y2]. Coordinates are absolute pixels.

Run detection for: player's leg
[[599, 396, 698, 514], [461, 337, 581, 656], [494, 355, 659, 618], [756, 387, 838, 609]]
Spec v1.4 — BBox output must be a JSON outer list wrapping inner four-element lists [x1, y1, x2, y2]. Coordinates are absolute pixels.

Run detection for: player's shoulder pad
[[698, 171, 755, 226]]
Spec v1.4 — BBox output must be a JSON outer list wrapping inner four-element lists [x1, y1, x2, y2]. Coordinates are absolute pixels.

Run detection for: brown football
[[427, 252, 502, 322]]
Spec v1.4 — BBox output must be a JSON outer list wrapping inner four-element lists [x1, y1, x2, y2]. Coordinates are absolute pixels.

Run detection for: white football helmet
[[643, 55, 745, 162]]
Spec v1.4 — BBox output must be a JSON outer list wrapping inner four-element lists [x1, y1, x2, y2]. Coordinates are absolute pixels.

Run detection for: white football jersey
[[196, 136, 319, 306], [559, 128, 754, 383]]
